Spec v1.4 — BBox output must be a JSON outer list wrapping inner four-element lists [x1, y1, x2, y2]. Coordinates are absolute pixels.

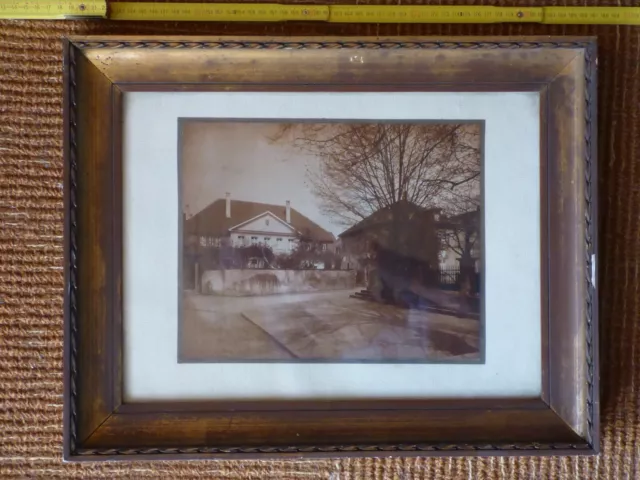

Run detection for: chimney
[[225, 192, 231, 218], [285, 200, 291, 223]]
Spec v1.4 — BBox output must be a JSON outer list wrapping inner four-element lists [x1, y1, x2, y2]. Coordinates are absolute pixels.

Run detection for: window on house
[[322, 244, 327, 251], [265, 219, 270, 226], [251, 236, 258, 244], [276, 238, 282, 242], [264, 237, 271, 243]]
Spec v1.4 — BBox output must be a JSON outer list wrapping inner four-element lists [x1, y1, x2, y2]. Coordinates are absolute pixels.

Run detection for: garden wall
[[201, 269, 357, 296]]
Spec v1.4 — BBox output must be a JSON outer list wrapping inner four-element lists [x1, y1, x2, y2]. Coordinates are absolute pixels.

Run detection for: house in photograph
[[182, 194, 355, 294], [435, 208, 481, 293], [338, 199, 481, 300], [179, 121, 483, 363], [338, 199, 442, 274], [436, 208, 481, 271], [184, 193, 335, 258]]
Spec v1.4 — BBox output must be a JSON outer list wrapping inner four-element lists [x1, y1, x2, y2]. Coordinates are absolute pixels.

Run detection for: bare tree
[[438, 206, 481, 299], [271, 123, 481, 227], [439, 208, 480, 264], [271, 123, 482, 300]]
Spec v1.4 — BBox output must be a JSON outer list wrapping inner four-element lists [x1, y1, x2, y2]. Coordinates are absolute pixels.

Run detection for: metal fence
[[438, 266, 481, 293], [439, 266, 460, 286]]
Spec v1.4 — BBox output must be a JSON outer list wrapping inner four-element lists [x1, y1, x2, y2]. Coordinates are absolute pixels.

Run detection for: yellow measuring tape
[[0, 1, 106, 19], [1, 1, 639, 25]]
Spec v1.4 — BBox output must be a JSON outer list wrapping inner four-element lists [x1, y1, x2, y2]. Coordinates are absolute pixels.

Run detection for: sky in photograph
[[180, 121, 482, 238], [180, 121, 345, 236]]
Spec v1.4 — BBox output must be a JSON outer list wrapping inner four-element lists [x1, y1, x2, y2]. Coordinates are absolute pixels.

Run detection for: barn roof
[[338, 201, 480, 238], [338, 200, 439, 238]]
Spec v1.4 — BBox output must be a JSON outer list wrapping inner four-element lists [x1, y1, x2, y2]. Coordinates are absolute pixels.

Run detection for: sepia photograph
[[179, 120, 483, 363]]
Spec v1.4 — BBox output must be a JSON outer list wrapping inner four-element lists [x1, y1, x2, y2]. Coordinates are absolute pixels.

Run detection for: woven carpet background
[[1, 0, 639, 478]]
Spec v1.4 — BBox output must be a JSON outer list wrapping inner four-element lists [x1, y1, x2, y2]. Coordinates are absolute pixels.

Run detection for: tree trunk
[[457, 257, 476, 314]]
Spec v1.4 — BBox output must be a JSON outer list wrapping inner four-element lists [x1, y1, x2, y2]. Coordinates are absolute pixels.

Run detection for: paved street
[[179, 289, 481, 362]]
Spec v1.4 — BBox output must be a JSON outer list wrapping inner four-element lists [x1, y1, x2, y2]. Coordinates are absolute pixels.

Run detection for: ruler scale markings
[[0, 0, 106, 19], [544, 7, 640, 25], [110, 4, 330, 22], [0, 1, 639, 24]]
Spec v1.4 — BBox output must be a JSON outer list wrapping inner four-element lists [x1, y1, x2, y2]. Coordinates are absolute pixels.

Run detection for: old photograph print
[[180, 120, 483, 362]]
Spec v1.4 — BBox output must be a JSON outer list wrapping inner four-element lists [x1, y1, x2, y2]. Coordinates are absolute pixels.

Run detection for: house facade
[[338, 200, 442, 268], [337, 200, 442, 288], [185, 194, 335, 255], [227, 211, 299, 254], [438, 245, 481, 270], [337, 200, 481, 290], [436, 209, 481, 273]]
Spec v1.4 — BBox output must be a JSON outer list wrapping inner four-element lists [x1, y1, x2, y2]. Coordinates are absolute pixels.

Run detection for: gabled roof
[[185, 199, 335, 242], [228, 211, 296, 233], [338, 201, 480, 238], [436, 208, 481, 230], [338, 200, 439, 238]]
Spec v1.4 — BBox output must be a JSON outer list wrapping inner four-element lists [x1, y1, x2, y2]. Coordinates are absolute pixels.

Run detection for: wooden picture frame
[[63, 36, 598, 461]]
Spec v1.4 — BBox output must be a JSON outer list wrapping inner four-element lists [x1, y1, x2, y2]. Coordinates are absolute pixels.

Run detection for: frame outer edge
[[64, 36, 598, 460], [584, 38, 599, 453], [62, 38, 81, 461], [62, 37, 72, 462]]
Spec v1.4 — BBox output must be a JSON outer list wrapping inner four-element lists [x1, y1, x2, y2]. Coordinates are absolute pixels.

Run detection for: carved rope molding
[[583, 41, 597, 449], [67, 42, 80, 455], [66, 39, 596, 456], [72, 39, 593, 49], [75, 443, 591, 456]]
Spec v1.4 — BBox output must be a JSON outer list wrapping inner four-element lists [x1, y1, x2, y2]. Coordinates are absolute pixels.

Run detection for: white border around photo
[[122, 91, 541, 402]]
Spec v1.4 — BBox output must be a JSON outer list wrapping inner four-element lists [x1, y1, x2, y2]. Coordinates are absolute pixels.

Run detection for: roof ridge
[[187, 197, 335, 242]]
